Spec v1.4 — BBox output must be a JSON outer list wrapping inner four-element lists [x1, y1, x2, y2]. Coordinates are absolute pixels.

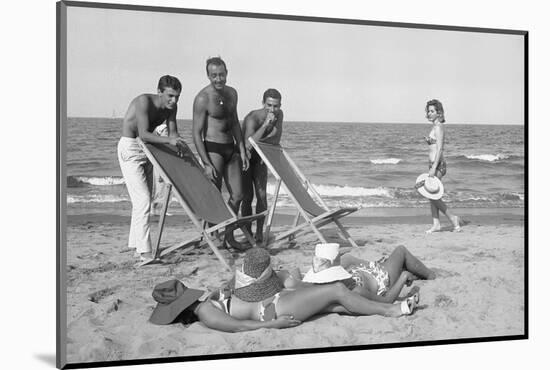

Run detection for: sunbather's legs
[[381, 245, 436, 283], [117, 138, 153, 254], [276, 282, 403, 320]]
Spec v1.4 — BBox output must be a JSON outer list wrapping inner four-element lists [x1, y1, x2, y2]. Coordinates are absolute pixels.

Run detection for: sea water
[[66, 118, 524, 216]]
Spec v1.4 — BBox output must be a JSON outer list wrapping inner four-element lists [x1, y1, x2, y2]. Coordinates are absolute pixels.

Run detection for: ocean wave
[[463, 154, 510, 162], [370, 158, 402, 164], [67, 176, 125, 187], [67, 194, 183, 205], [266, 183, 394, 198], [67, 194, 129, 204]]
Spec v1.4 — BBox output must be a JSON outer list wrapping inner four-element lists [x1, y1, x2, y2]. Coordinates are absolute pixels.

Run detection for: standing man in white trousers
[[117, 75, 187, 262]]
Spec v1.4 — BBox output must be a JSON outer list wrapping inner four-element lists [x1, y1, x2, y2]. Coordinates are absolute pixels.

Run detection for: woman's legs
[[382, 245, 436, 283], [433, 171, 461, 230], [276, 283, 404, 321], [426, 200, 441, 233]]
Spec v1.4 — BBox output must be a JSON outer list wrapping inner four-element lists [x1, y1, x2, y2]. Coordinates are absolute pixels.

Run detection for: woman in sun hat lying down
[[291, 243, 436, 304], [149, 248, 419, 332]]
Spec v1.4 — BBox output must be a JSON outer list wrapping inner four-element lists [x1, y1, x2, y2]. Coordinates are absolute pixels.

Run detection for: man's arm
[[192, 93, 217, 180], [242, 113, 262, 150], [135, 96, 186, 151], [166, 109, 179, 138], [244, 110, 280, 147], [262, 110, 284, 145], [229, 89, 249, 171]]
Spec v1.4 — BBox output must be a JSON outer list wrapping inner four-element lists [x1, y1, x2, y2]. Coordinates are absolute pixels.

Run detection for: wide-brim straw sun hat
[[232, 248, 284, 302], [302, 243, 352, 284], [149, 279, 205, 325], [415, 173, 444, 200]]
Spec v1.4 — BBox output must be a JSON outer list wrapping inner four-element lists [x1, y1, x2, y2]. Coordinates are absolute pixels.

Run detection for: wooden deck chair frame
[[136, 138, 265, 270], [248, 138, 359, 248]]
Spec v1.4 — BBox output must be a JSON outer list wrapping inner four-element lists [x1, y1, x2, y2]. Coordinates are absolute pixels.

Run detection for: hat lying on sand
[[302, 243, 352, 284], [233, 248, 284, 302], [149, 279, 205, 325], [415, 173, 444, 200]]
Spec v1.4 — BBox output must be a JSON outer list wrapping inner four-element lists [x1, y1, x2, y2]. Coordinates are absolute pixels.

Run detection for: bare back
[[121, 94, 172, 138]]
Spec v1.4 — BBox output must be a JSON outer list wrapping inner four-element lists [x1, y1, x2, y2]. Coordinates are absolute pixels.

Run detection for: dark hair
[[174, 302, 200, 326], [157, 75, 182, 92], [425, 99, 446, 123], [206, 56, 227, 74], [262, 88, 282, 103]]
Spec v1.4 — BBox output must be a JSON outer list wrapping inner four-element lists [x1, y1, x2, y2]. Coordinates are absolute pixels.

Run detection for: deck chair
[[248, 138, 359, 248], [136, 138, 265, 270]]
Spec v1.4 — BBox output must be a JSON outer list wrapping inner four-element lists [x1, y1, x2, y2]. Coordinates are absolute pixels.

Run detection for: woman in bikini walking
[[424, 99, 461, 233]]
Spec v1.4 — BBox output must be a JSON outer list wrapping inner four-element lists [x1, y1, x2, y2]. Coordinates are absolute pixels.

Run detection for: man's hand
[[244, 141, 253, 159], [428, 166, 436, 177], [241, 150, 250, 171], [169, 137, 187, 157], [203, 164, 218, 182], [264, 112, 276, 126]]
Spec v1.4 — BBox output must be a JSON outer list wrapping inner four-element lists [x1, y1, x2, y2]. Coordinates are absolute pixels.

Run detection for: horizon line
[[66, 116, 524, 126]]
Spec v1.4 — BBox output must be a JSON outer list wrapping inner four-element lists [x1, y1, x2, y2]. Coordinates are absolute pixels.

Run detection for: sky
[[66, 6, 525, 124]]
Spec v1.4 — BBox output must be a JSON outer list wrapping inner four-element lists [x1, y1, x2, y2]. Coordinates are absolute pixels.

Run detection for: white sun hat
[[415, 173, 444, 200], [302, 243, 352, 283]]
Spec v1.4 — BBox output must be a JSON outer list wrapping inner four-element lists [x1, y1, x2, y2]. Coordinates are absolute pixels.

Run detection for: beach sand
[[64, 208, 525, 364]]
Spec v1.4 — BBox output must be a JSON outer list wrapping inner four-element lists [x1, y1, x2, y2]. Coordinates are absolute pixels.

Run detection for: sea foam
[[67, 194, 128, 204], [465, 154, 509, 162], [370, 158, 402, 164], [68, 176, 125, 186], [266, 183, 393, 198]]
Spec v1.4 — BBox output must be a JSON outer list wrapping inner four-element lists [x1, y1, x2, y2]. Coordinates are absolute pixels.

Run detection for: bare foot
[[407, 286, 421, 303], [452, 216, 462, 232], [425, 225, 441, 234], [140, 252, 153, 261], [399, 296, 418, 315]]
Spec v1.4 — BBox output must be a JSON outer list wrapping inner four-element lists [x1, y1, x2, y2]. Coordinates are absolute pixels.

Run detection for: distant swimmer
[[192, 57, 249, 250], [241, 88, 284, 244], [118, 75, 187, 262]]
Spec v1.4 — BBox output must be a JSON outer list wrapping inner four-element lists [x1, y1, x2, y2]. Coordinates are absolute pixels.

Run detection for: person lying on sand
[[149, 248, 419, 332], [280, 243, 435, 304]]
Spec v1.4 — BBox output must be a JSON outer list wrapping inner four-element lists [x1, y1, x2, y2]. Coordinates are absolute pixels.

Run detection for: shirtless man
[[241, 89, 284, 244], [192, 57, 249, 250], [117, 75, 187, 261]]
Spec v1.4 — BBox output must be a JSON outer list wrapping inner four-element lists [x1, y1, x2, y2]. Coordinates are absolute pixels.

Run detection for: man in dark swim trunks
[[193, 57, 249, 250], [240, 89, 284, 244]]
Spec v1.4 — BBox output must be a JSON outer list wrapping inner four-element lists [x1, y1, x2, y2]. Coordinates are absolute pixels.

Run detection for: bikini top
[[425, 136, 437, 145], [210, 296, 231, 314], [425, 130, 437, 145], [208, 285, 232, 314]]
